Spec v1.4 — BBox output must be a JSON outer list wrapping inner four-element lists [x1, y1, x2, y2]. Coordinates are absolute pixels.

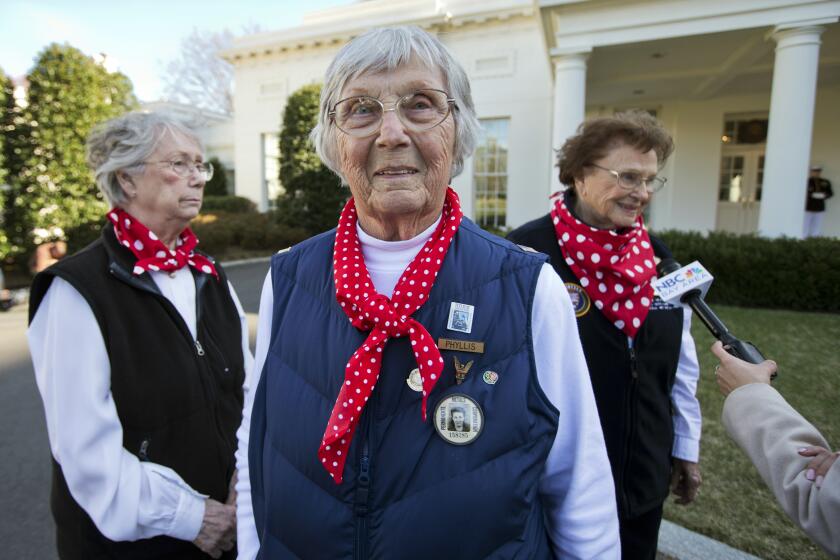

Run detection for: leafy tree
[[275, 83, 345, 235], [203, 156, 229, 196], [4, 43, 137, 259], [162, 28, 235, 115], [0, 67, 8, 187], [0, 67, 12, 259]]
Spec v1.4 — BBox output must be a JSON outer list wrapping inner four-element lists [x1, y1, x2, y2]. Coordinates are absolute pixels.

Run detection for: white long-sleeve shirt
[[235, 221, 621, 559], [669, 309, 702, 462], [28, 269, 254, 542]]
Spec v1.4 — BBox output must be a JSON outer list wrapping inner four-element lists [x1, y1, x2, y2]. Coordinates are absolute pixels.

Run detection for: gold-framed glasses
[[145, 159, 214, 181], [588, 163, 666, 193], [329, 88, 456, 137]]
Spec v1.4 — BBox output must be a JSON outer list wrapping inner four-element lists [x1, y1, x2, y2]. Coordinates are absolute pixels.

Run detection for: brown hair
[[557, 110, 674, 188]]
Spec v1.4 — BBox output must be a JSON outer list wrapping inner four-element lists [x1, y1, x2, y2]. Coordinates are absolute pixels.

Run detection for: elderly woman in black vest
[[508, 110, 703, 560], [236, 26, 620, 559], [28, 111, 251, 559]]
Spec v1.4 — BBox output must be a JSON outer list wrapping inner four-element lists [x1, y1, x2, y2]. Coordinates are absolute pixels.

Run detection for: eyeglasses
[[329, 89, 456, 137], [145, 158, 214, 181], [588, 163, 667, 193]]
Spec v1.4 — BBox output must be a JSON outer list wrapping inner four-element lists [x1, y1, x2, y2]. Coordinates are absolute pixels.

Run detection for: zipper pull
[[627, 338, 639, 379], [138, 439, 150, 461], [195, 339, 205, 356], [355, 450, 371, 516], [359, 455, 371, 485]]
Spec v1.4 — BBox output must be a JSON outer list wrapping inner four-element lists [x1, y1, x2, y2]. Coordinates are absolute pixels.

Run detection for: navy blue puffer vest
[[249, 219, 559, 559]]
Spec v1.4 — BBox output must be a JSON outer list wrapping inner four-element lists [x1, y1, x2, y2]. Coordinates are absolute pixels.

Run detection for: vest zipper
[[195, 339, 205, 356], [354, 403, 375, 560], [621, 337, 640, 513], [354, 444, 370, 560], [198, 326, 237, 472]]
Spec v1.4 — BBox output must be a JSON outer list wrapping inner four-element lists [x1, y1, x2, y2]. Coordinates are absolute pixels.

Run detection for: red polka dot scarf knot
[[550, 192, 656, 338], [322, 187, 463, 484], [107, 208, 218, 280]]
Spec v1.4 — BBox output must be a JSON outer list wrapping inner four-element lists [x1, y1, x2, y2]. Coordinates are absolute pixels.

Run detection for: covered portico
[[539, 0, 840, 238]]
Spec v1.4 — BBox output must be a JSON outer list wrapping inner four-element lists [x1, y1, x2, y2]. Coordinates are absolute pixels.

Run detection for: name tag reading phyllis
[[437, 338, 485, 354]]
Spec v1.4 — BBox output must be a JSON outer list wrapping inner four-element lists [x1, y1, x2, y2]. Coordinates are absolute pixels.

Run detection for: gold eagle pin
[[453, 355, 474, 385]]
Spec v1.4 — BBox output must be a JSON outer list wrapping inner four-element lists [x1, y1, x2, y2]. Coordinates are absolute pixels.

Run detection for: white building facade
[[224, 0, 840, 237]]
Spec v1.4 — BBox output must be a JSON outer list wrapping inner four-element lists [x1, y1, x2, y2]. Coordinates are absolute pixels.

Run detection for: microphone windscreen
[[649, 235, 674, 260], [657, 258, 681, 277]]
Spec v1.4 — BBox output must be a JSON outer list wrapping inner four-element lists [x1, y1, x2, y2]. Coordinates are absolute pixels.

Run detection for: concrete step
[[658, 520, 761, 560]]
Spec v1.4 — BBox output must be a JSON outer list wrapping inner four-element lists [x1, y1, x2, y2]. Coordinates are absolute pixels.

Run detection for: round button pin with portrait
[[433, 394, 484, 445], [406, 368, 423, 392]]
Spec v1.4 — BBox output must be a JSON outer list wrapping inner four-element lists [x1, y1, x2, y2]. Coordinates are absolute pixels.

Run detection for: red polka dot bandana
[[550, 193, 655, 338], [107, 207, 218, 280], [321, 187, 463, 484]]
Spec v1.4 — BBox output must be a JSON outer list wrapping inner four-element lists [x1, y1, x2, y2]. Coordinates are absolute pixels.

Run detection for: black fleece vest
[[29, 225, 244, 559], [508, 214, 683, 517]]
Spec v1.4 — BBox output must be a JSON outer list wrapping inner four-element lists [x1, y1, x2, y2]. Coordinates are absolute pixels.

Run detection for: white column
[[550, 52, 589, 194], [758, 26, 824, 238]]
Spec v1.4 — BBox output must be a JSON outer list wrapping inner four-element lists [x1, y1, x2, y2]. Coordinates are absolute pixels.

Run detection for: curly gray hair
[[86, 111, 204, 207], [311, 26, 480, 182]]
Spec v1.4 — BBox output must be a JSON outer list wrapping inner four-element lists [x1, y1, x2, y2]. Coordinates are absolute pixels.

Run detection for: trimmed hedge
[[191, 212, 308, 258], [201, 195, 257, 214], [654, 230, 840, 313]]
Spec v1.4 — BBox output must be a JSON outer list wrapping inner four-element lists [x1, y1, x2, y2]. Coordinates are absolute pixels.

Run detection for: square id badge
[[447, 302, 474, 334]]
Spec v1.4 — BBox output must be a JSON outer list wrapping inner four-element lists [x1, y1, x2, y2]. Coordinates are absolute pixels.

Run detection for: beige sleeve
[[722, 383, 840, 557]]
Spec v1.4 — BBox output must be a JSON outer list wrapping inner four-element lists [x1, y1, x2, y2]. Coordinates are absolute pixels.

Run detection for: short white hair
[[86, 111, 204, 207], [311, 26, 479, 181]]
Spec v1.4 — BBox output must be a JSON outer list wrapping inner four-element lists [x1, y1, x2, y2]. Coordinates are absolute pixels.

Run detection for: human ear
[[116, 172, 137, 199]]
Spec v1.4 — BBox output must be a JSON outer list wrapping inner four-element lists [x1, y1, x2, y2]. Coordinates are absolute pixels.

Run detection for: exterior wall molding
[[222, 0, 535, 63], [542, 0, 840, 52]]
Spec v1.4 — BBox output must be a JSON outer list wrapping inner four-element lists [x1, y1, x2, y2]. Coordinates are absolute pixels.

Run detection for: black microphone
[[655, 255, 775, 378]]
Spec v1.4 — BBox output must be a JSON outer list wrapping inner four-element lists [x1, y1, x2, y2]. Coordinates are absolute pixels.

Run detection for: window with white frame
[[473, 118, 510, 229], [262, 133, 281, 209]]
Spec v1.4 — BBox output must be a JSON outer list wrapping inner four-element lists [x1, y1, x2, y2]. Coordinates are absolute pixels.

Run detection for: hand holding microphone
[[649, 240, 775, 378]]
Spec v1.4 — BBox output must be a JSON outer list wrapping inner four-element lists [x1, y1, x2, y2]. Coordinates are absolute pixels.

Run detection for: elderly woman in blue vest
[[236, 26, 619, 559], [28, 111, 252, 559], [508, 111, 703, 559]]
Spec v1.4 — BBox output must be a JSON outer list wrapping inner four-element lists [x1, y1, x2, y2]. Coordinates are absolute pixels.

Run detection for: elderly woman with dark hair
[[508, 110, 703, 559], [28, 111, 251, 559], [236, 26, 619, 559]]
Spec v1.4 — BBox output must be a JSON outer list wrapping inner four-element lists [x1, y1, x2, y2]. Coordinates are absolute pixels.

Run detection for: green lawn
[[664, 305, 840, 560]]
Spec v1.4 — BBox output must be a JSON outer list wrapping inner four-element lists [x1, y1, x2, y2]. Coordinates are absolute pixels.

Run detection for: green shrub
[[275, 83, 347, 235], [202, 195, 256, 214], [192, 212, 308, 257], [654, 230, 840, 312], [203, 157, 229, 196]]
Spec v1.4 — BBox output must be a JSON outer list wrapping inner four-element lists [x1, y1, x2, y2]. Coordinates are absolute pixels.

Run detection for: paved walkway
[[658, 520, 762, 560]]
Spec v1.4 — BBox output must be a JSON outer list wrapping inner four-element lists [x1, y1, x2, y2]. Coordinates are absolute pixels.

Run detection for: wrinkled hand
[[670, 458, 701, 505], [799, 446, 839, 489], [711, 341, 776, 396], [193, 499, 236, 559]]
